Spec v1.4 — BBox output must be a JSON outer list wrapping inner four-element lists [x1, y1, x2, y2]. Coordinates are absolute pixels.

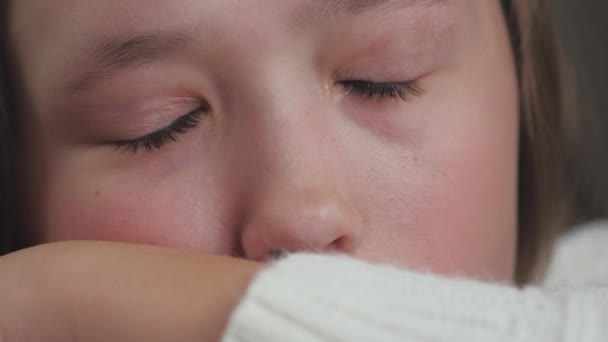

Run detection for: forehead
[[10, 0, 455, 48], [9, 0, 460, 98], [10, 0, 452, 30]]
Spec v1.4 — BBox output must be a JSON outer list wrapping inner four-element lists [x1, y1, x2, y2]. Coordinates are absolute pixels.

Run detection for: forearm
[[1, 241, 261, 342], [0, 243, 80, 341]]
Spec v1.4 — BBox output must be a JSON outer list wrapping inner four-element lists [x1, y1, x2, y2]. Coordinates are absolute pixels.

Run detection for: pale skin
[[2, 0, 519, 340]]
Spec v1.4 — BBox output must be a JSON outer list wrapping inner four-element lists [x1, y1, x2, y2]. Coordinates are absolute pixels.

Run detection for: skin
[[10, 0, 518, 282], [0, 241, 261, 341]]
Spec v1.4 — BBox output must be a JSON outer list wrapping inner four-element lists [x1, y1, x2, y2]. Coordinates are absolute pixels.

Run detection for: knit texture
[[223, 222, 608, 342]]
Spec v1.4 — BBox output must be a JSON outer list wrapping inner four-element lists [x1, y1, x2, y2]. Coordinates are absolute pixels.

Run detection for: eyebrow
[[67, 29, 202, 92], [66, 0, 448, 93], [297, 0, 447, 20]]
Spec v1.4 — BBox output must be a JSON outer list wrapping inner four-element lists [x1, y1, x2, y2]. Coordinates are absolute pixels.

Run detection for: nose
[[240, 186, 364, 261], [232, 67, 364, 261]]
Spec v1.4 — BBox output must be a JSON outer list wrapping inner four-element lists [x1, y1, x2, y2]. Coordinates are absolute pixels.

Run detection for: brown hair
[[0, 0, 27, 254], [509, 0, 571, 283], [0, 0, 570, 284]]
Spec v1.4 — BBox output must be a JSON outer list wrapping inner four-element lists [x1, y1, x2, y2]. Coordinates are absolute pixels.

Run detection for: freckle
[[94, 190, 101, 197]]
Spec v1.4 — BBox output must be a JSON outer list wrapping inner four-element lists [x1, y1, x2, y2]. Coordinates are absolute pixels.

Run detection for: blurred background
[[552, 0, 608, 225]]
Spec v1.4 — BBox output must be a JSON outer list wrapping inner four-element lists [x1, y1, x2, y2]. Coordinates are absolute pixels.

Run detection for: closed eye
[[340, 80, 424, 101], [113, 107, 207, 153], [110, 80, 422, 153]]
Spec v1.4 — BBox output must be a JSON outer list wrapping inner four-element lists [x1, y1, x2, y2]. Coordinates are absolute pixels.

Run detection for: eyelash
[[113, 80, 423, 153], [340, 80, 424, 101], [114, 108, 206, 153]]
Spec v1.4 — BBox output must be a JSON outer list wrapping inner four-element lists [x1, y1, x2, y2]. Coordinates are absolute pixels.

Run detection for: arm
[[0, 241, 260, 342], [224, 252, 608, 342]]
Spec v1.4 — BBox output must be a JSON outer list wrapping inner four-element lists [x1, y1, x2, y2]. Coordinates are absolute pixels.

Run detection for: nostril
[[329, 236, 347, 252], [240, 191, 364, 261], [263, 238, 347, 261], [268, 248, 290, 261]]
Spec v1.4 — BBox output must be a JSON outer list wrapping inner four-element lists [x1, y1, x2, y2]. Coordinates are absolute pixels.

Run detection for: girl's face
[[12, 0, 519, 281]]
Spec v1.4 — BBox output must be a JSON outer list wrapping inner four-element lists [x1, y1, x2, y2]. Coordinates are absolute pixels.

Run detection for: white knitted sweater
[[223, 221, 608, 342]]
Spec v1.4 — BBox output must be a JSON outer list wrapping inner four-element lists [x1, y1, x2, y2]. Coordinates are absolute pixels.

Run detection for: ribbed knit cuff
[[222, 253, 602, 342]]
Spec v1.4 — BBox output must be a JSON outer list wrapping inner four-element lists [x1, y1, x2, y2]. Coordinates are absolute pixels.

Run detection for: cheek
[[351, 140, 517, 282], [421, 149, 518, 281], [349, 59, 518, 281], [35, 156, 239, 255], [420, 94, 518, 281], [47, 194, 175, 246]]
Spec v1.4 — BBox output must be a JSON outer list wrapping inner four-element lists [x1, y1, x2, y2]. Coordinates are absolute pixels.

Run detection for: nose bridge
[[263, 119, 335, 187], [235, 69, 363, 261], [249, 65, 339, 183]]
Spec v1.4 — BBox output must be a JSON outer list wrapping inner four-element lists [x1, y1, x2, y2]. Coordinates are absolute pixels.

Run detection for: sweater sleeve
[[223, 230, 608, 342]]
